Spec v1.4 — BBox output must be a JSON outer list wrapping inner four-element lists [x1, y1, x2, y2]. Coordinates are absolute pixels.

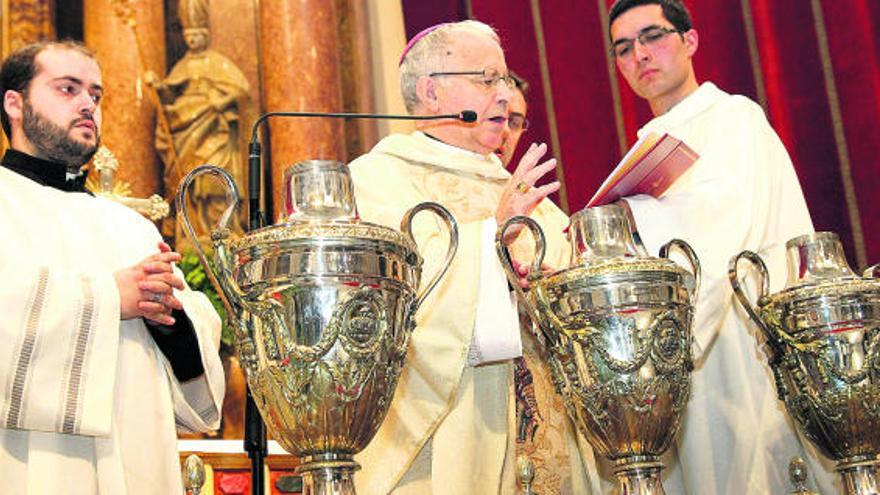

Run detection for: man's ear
[[4, 90, 23, 124], [682, 28, 699, 58], [415, 75, 441, 113]]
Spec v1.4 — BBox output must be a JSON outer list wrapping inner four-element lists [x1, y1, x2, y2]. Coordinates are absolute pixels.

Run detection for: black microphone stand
[[244, 139, 267, 495], [242, 109, 476, 495]]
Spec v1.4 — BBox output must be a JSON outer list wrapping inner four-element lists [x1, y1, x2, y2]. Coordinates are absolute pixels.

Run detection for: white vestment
[[349, 132, 600, 494], [621, 82, 837, 493], [0, 166, 225, 494]]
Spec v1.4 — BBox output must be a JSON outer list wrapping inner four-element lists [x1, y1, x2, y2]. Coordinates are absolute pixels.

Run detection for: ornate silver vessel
[[730, 232, 880, 495], [497, 204, 699, 495], [178, 161, 458, 495]]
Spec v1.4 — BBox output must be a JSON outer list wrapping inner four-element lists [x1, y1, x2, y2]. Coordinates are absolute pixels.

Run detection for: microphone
[[249, 110, 476, 142], [247, 109, 477, 230]]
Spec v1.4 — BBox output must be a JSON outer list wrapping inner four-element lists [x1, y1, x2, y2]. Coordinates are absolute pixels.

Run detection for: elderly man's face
[[427, 31, 514, 155], [496, 88, 526, 166]]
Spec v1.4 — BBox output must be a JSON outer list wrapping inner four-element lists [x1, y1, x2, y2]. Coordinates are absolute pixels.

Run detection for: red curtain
[[401, 0, 880, 269]]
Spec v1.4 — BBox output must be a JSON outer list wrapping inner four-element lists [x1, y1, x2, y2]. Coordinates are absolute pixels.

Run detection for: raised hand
[[496, 142, 560, 244]]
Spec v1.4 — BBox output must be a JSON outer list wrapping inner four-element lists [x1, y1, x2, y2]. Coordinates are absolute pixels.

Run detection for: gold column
[[84, 0, 165, 198], [258, 0, 346, 219], [1, 0, 55, 151], [2, 0, 54, 55], [337, 0, 378, 157], [365, 0, 411, 137]]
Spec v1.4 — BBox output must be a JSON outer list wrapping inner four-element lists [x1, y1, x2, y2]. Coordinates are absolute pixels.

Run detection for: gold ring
[[515, 181, 531, 194]]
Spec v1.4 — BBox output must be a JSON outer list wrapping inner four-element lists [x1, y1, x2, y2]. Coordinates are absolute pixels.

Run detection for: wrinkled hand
[[511, 259, 555, 289], [495, 143, 560, 244], [114, 242, 185, 326]]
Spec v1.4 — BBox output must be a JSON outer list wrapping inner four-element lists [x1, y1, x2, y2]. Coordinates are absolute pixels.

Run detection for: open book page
[[588, 132, 662, 206], [587, 132, 698, 207]]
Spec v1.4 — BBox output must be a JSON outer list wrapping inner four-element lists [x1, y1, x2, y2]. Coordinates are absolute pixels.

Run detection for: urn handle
[[495, 216, 556, 346], [176, 164, 243, 315], [659, 238, 701, 308], [865, 263, 880, 279], [400, 202, 459, 312], [728, 250, 772, 332], [730, 250, 792, 400]]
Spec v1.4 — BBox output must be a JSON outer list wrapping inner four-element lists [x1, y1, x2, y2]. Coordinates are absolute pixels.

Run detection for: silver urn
[[730, 232, 880, 494], [497, 204, 700, 495], [177, 161, 458, 494]]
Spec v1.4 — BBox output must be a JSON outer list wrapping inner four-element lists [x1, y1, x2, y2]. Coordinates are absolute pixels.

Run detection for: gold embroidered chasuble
[[349, 132, 598, 494], [0, 167, 225, 494]]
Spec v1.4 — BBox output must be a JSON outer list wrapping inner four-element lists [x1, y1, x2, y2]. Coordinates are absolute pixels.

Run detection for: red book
[[587, 132, 699, 207]]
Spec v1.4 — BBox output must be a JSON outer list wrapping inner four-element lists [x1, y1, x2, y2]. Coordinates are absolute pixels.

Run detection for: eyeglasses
[[429, 68, 516, 90], [508, 113, 529, 132], [610, 26, 681, 59]]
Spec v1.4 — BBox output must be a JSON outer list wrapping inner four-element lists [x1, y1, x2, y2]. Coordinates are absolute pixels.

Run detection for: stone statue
[[145, 0, 249, 248]]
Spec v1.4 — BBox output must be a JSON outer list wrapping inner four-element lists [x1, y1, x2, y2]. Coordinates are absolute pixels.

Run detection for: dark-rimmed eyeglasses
[[610, 26, 682, 59], [508, 113, 529, 132], [429, 68, 516, 90]]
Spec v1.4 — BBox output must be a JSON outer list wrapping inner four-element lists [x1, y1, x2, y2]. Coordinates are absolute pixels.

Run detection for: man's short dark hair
[[0, 40, 96, 139], [608, 0, 693, 34], [509, 71, 529, 96]]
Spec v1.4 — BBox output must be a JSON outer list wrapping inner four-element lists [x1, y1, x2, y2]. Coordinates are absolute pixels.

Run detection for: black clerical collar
[[1, 149, 91, 194]]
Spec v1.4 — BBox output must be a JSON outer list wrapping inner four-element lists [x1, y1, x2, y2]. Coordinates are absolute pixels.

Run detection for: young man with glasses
[[348, 20, 600, 494], [607, 1, 835, 493]]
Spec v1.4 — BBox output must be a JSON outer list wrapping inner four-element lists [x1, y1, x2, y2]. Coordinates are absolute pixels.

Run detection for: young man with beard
[[349, 20, 601, 494], [0, 41, 225, 494], [606, 0, 835, 492]]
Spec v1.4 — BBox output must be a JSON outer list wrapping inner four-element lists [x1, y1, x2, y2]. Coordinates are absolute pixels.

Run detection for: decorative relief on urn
[[498, 204, 700, 495], [731, 232, 880, 495], [177, 161, 458, 494]]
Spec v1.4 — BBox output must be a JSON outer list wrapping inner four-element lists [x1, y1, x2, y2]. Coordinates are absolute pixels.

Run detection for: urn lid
[[555, 203, 695, 290], [535, 208, 696, 310], [765, 276, 880, 308], [764, 232, 880, 306], [231, 219, 419, 256], [544, 255, 694, 292], [534, 256, 695, 315], [566, 204, 648, 265], [230, 160, 418, 259]]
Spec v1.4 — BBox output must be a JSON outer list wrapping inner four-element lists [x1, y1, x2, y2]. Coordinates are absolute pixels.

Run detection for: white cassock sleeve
[[157, 271, 224, 434], [0, 198, 224, 438], [0, 259, 122, 437], [467, 217, 522, 366], [623, 101, 812, 360]]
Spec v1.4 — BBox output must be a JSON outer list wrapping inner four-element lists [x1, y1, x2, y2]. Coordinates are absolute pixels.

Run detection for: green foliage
[[179, 250, 234, 348]]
